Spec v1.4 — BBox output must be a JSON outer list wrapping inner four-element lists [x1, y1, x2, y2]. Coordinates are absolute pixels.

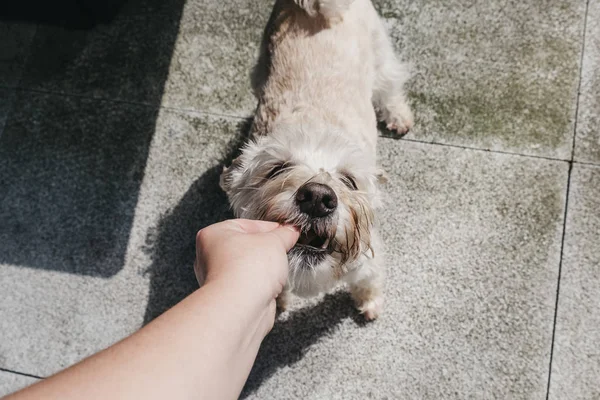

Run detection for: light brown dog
[[221, 0, 413, 320]]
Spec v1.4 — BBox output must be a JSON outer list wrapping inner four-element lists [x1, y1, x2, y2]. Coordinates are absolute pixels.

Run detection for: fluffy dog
[[220, 0, 412, 320]]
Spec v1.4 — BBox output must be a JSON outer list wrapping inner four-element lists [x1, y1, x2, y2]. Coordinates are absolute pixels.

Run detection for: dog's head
[[220, 122, 386, 296]]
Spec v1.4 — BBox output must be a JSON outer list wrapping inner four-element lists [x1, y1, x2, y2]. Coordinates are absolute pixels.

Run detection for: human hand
[[194, 219, 299, 308]]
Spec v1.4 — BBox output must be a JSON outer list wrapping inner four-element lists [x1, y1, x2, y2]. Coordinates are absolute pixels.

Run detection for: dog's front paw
[[357, 295, 384, 321], [351, 283, 384, 320], [383, 102, 413, 137]]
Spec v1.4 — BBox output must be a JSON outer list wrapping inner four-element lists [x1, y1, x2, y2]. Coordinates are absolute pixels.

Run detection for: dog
[[220, 0, 413, 320]]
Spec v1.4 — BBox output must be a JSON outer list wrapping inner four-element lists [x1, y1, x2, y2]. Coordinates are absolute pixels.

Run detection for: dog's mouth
[[295, 228, 331, 252]]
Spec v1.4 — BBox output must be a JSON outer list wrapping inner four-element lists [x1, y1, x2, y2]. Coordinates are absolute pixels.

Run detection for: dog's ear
[[219, 156, 243, 193], [375, 168, 388, 185]]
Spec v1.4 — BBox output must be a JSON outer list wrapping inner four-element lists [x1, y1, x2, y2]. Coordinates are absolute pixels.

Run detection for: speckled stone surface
[[549, 164, 600, 400], [1, 0, 599, 397], [0, 371, 39, 397], [158, 0, 269, 115], [375, 0, 586, 158], [0, 22, 36, 87], [574, 0, 600, 164]]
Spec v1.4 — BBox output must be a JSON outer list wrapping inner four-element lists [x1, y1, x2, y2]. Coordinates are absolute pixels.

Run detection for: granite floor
[[0, 0, 599, 398]]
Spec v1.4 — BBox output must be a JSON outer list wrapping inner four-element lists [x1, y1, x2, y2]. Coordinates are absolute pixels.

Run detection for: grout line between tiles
[[574, 159, 600, 168], [545, 161, 573, 400], [394, 136, 570, 164], [568, 0, 591, 164], [1, 85, 576, 167], [159, 105, 248, 121], [545, 0, 591, 398], [0, 367, 44, 380], [9, 85, 249, 121]]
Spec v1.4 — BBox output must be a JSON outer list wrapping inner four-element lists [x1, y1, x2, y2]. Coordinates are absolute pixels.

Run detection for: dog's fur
[[220, 0, 412, 320]]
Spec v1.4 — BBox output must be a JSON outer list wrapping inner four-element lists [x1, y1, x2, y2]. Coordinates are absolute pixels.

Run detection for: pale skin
[[6, 219, 299, 400]]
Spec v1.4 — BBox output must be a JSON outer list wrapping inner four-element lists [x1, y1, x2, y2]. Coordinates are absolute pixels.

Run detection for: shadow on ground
[[0, 0, 185, 277], [241, 291, 361, 398], [0, 0, 126, 28], [142, 118, 253, 322]]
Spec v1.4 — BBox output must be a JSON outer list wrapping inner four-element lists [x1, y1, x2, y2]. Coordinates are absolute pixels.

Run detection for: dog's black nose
[[296, 182, 338, 217]]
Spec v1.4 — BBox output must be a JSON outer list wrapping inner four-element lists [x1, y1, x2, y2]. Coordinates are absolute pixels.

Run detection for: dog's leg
[[345, 235, 385, 320], [348, 259, 384, 320], [371, 18, 413, 136]]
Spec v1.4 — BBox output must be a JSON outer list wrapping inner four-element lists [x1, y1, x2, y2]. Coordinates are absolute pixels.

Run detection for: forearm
[[8, 282, 271, 400]]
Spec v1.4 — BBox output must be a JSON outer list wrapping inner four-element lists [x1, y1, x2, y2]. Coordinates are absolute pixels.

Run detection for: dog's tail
[[294, 0, 354, 22]]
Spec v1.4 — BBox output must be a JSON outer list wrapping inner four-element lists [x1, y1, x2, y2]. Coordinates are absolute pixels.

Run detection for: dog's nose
[[296, 182, 338, 217]]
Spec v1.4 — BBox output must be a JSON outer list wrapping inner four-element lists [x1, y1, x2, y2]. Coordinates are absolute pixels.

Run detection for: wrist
[[198, 279, 276, 335], [203, 273, 279, 310]]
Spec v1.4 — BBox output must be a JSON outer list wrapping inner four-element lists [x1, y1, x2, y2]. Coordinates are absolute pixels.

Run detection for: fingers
[[227, 219, 300, 239], [198, 218, 299, 250], [227, 219, 282, 233], [267, 225, 300, 251]]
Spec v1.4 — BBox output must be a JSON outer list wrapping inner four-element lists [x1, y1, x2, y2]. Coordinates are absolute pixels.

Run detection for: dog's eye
[[341, 174, 358, 190], [266, 162, 288, 179]]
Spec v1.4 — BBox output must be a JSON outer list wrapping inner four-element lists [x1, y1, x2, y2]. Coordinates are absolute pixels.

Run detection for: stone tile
[[242, 141, 568, 399], [375, 0, 586, 158], [549, 164, 600, 400], [0, 91, 156, 277], [574, 0, 600, 163], [157, 0, 268, 115], [0, 22, 36, 87], [19, 0, 268, 116], [0, 106, 245, 376], [19, 8, 183, 107], [0, 371, 39, 397], [0, 263, 146, 376]]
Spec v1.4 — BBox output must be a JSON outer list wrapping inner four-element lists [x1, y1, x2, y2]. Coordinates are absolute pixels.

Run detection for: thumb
[[267, 225, 300, 251]]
